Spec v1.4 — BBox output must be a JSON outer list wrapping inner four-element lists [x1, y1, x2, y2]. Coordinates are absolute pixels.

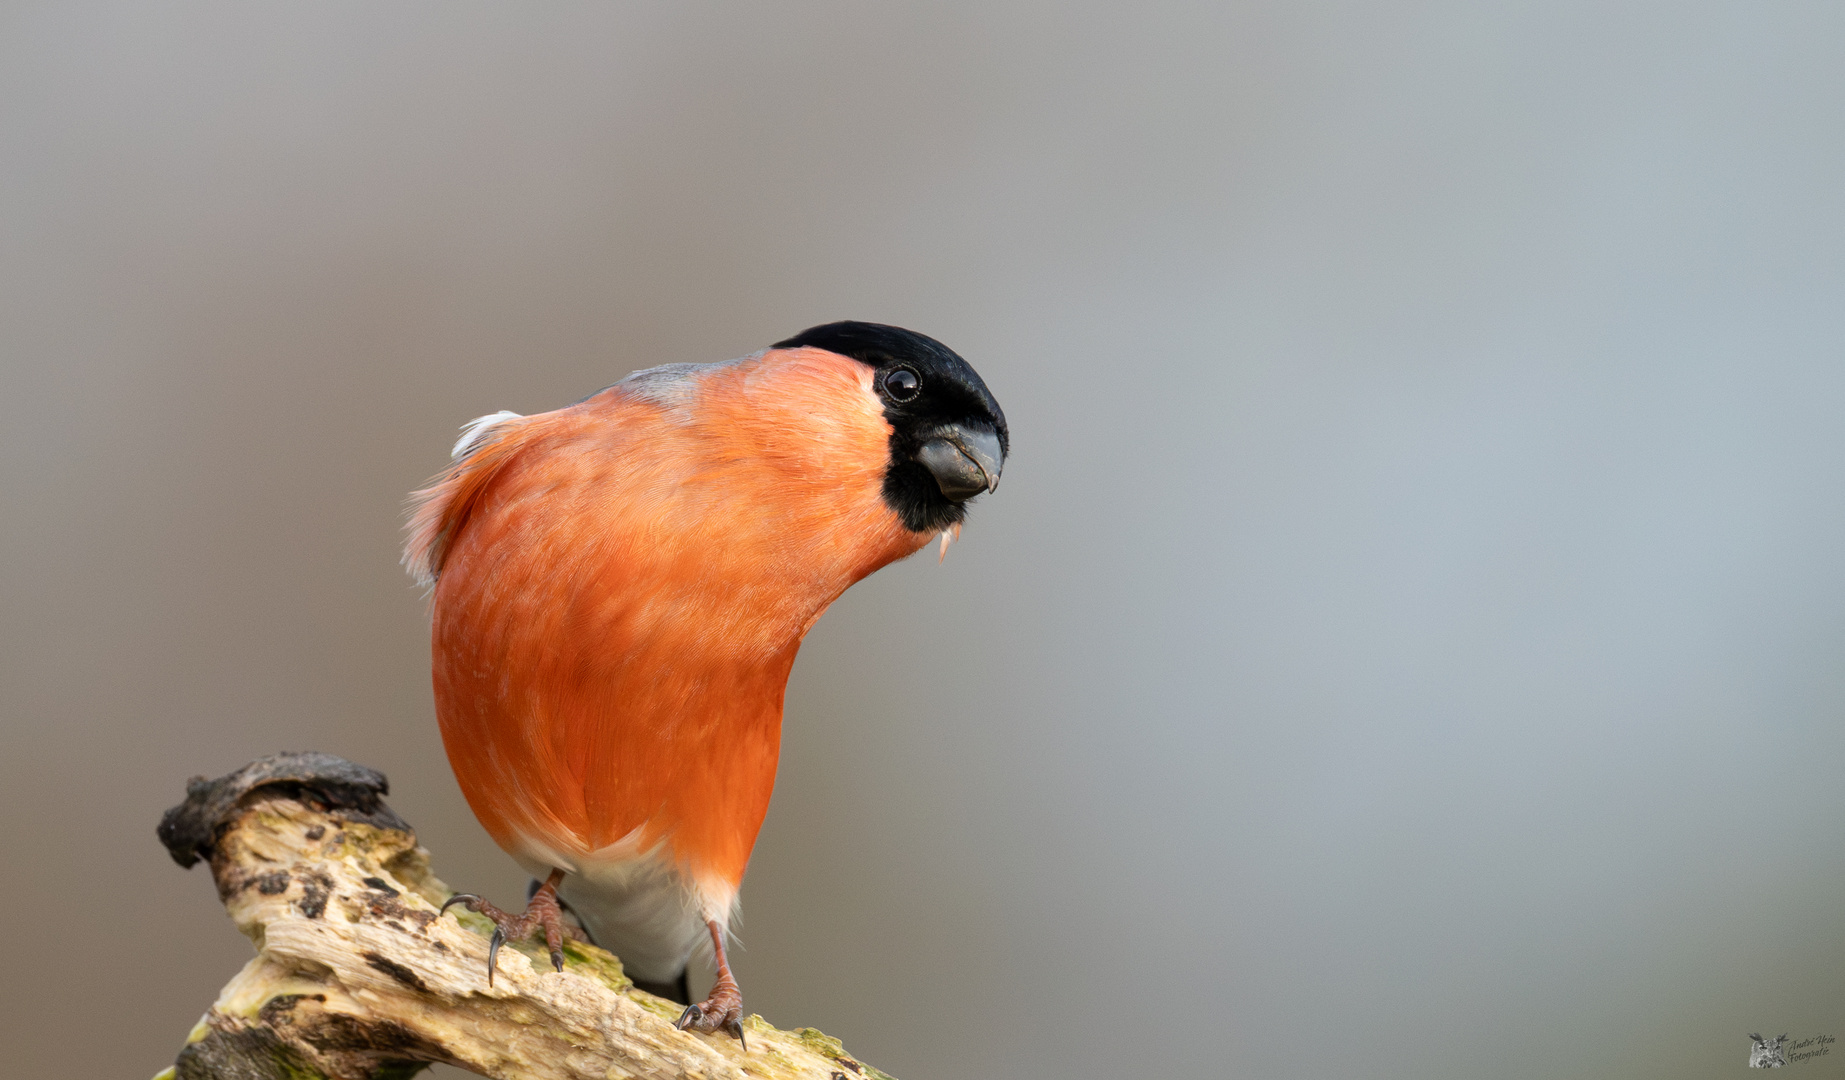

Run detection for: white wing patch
[[452, 410, 524, 460]]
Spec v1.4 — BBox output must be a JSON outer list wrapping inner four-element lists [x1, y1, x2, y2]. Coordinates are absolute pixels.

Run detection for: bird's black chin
[[881, 462, 972, 534]]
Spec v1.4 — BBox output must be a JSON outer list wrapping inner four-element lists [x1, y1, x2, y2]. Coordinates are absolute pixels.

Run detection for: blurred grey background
[[3, 2, 1842, 1078]]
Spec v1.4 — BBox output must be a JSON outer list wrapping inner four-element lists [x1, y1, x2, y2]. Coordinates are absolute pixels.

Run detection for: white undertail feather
[[524, 827, 741, 983]]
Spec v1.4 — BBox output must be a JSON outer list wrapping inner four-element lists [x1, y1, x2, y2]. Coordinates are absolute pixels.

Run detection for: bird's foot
[[671, 916, 749, 1049], [674, 983, 747, 1048], [439, 867, 573, 985]]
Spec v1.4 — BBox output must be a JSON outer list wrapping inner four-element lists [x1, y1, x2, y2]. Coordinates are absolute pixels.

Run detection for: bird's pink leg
[[675, 919, 747, 1048]]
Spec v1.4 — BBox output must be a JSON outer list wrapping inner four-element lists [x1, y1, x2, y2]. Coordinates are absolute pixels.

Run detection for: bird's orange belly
[[431, 578, 796, 903]]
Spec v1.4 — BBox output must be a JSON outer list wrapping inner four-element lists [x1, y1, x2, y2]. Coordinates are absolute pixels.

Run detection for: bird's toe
[[674, 990, 745, 1044]]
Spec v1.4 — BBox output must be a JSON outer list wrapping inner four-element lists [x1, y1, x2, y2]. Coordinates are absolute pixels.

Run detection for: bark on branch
[[153, 752, 891, 1080]]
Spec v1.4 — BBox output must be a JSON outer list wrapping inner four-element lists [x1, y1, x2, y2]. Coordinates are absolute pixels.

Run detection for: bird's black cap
[[776, 321, 1008, 533]]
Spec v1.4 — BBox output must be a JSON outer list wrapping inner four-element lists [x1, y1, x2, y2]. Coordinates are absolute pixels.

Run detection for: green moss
[[628, 991, 687, 1021], [790, 1029, 894, 1080], [438, 900, 639, 995], [492, 928, 634, 993], [445, 906, 497, 939], [795, 1028, 845, 1057], [315, 821, 403, 862], [559, 936, 632, 991]]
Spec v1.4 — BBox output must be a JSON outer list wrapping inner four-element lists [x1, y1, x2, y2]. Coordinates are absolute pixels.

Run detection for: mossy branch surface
[[155, 753, 886, 1080]]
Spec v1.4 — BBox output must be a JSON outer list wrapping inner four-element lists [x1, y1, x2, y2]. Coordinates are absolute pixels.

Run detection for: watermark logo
[[1750, 1033, 1835, 1068], [1750, 1034, 1788, 1069]]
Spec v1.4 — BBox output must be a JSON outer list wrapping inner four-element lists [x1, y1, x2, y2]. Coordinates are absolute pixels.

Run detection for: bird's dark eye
[[883, 367, 921, 402]]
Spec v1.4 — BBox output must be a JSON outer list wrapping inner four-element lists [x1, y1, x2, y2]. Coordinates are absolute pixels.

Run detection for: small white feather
[[452, 410, 523, 460], [937, 522, 962, 563]]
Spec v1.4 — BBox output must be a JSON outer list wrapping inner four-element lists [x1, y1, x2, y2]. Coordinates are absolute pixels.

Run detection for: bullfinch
[[403, 322, 1007, 1042]]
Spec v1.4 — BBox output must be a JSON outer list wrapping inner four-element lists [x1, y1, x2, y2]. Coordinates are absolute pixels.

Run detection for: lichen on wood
[[155, 753, 888, 1080]]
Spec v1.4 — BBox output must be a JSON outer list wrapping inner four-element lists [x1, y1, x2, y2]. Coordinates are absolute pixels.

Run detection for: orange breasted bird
[[402, 322, 1006, 1041]]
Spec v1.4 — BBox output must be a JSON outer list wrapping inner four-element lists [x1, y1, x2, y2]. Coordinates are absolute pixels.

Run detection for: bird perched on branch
[[403, 322, 1007, 1043]]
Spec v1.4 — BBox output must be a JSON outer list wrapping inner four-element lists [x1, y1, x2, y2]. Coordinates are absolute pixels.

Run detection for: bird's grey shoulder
[[612, 353, 759, 412]]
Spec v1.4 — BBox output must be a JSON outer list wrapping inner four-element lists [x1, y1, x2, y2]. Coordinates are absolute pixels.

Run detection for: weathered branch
[[154, 753, 890, 1080]]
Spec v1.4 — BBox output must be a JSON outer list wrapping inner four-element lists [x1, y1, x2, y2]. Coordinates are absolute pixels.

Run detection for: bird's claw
[[487, 927, 505, 986], [436, 871, 571, 987], [674, 992, 747, 1049], [438, 892, 484, 916]]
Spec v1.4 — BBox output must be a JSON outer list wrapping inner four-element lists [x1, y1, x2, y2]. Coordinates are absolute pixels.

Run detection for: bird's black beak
[[915, 424, 1004, 501]]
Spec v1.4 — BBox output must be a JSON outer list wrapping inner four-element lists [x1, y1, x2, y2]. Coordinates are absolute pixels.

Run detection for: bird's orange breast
[[422, 348, 929, 896]]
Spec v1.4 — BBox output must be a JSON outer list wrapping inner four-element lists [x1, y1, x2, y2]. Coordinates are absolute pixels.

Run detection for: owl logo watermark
[[1750, 1034, 1789, 1069], [1749, 1032, 1836, 1067]]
